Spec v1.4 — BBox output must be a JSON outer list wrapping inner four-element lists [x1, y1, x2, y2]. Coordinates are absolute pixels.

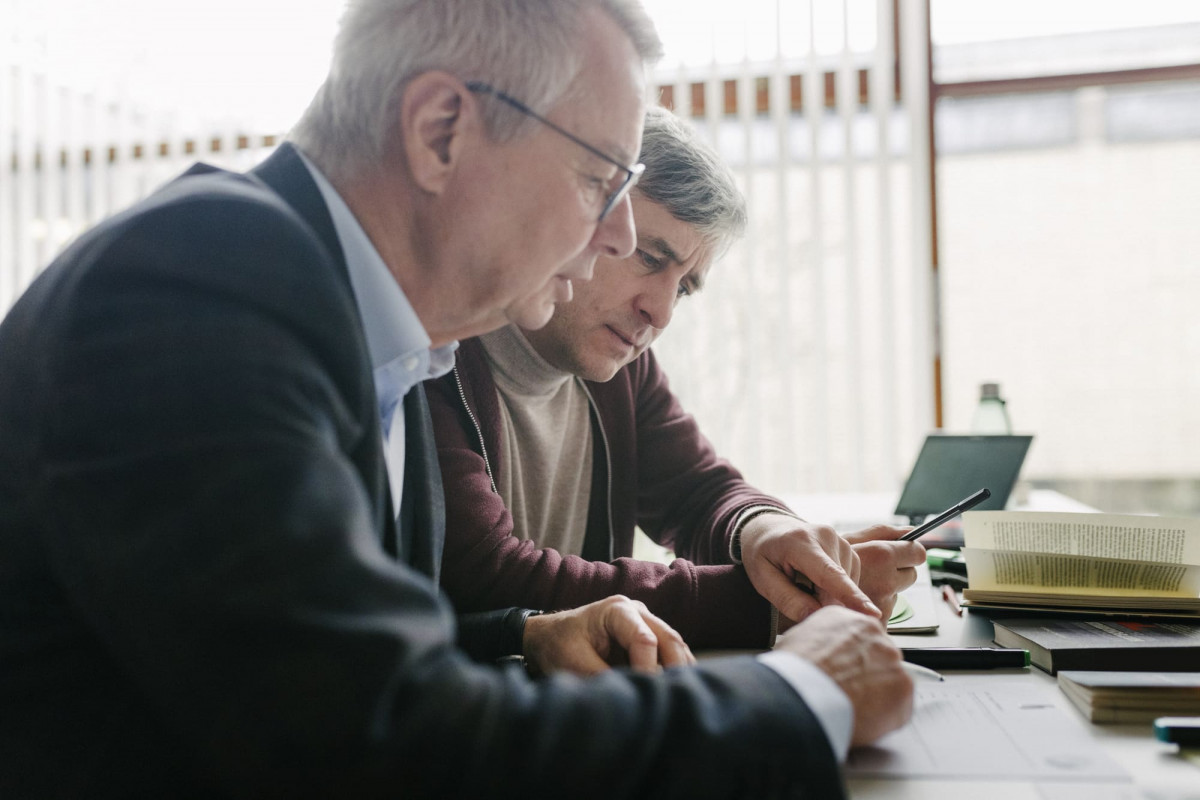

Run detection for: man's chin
[[577, 354, 626, 383], [505, 298, 556, 332]]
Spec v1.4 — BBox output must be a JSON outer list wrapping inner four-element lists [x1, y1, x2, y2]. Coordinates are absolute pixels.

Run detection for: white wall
[[939, 132, 1200, 480]]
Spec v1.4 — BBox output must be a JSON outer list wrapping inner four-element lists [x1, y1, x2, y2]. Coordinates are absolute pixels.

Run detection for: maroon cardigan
[[426, 337, 793, 648]]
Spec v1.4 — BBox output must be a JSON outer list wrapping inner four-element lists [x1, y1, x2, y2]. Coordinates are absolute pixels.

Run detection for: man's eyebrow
[[642, 235, 681, 265]]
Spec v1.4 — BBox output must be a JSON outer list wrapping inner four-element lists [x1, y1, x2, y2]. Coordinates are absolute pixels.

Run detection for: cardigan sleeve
[[626, 349, 794, 565], [426, 350, 776, 649]]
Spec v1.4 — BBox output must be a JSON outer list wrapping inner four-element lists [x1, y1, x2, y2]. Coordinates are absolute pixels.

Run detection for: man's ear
[[399, 71, 473, 194]]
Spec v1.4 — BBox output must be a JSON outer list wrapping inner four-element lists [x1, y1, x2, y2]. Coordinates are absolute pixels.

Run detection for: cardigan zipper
[[577, 380, 616, 561], [452, 366, 499, 495]]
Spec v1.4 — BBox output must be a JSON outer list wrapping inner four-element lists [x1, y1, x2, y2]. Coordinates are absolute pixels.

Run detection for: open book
[[960, 510, 1200, 615]]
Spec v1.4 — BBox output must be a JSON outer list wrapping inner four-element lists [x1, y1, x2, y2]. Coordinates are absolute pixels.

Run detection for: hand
[[775, 606, 914, 746], [738, 513, 880, 624], [842, 525, 927, 620], [522, 595, 696, 677]]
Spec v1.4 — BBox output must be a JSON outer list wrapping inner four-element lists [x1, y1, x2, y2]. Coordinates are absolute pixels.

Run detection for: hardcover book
[[991, 617, 1200, 674]]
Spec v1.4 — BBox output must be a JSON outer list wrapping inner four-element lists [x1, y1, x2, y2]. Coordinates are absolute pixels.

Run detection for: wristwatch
[[503, 607, 543, 658]]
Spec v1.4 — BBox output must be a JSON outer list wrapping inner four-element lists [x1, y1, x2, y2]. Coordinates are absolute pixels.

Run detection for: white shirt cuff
[[756, 650, 853, 761]]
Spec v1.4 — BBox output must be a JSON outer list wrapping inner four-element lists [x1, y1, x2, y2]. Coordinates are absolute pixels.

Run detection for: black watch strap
[[501, 607, 543, 658]]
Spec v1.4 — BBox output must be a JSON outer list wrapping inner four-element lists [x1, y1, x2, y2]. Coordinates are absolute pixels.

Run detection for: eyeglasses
[[465, 81, 644, 222]]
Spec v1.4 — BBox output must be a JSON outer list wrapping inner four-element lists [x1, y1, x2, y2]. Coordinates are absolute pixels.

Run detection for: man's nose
[[634, 276, 677, 331], [589, 194, 637, 260]]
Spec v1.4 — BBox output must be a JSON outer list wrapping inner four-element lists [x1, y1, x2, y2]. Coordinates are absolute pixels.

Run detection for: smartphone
[[900, 487, 991, 541]]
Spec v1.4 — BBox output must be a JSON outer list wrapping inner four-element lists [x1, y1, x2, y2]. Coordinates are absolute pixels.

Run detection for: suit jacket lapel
[[399, 384, 445, 585], [249, 143, 400, 561]]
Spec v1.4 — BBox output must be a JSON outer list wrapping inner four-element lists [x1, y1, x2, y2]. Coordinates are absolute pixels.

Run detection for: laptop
[[894, 434, 1034, 530]]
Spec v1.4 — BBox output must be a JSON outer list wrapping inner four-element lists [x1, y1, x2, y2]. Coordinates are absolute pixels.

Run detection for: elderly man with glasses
[[0, 1, 911, 797]]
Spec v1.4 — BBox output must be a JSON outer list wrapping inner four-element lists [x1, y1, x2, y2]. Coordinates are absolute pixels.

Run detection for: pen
[[900, 487, 991, 541], [901, 647, 1030, 670], [900, 661, 944, 682], [941, 584, 963, 616]]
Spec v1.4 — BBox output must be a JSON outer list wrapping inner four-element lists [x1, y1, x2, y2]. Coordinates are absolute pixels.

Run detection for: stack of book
[[1057, 670, 1200, 724]]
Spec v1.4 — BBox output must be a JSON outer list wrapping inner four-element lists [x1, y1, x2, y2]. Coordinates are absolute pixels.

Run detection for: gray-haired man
[[0, 3, 910, 798]]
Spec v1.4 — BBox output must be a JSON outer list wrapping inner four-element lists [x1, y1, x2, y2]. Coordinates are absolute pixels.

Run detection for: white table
[[780, 488, 1098, 534], [848, 586, 1200, 799], [776, 490, 1198, 797]]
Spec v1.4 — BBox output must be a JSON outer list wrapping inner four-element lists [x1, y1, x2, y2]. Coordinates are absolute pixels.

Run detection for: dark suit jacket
[[0, 143, 846, 798]]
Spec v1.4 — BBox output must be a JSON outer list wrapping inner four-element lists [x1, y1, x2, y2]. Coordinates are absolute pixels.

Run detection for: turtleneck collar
[[478, 324, 574, 398]]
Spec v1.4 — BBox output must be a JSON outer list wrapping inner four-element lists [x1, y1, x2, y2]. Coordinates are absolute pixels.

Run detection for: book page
[[961, 550, 1200, 596], [963, 511, 1200, 565]]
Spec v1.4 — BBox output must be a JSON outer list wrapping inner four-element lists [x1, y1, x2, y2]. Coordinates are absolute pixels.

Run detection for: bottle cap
[[980, 383, 1001, 399]]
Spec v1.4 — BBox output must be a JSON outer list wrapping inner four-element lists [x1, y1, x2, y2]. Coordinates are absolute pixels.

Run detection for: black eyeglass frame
[[465, 80, 644, 222]]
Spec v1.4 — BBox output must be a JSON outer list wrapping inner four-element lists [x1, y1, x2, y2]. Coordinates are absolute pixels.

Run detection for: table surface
[[694, 489, 1198, 796], [780, 487, 1099, 534], [849, 585, 1200, 799], [774, 489, 1199, 797]]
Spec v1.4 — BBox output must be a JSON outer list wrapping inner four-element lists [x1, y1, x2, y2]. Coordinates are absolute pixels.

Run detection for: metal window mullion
[[40, 62, 62, 276], [803, 0, 829, 490], [870, 0, 899, 486], [837, 0, 863, 490], [1, 20, 17, 311], [771, 0, 796, 492], [15, 33, 37, 303], [902, 0, 936, 435]]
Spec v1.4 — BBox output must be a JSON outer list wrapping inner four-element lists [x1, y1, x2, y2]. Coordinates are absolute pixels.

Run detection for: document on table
[[846, 681, 1130, 783]]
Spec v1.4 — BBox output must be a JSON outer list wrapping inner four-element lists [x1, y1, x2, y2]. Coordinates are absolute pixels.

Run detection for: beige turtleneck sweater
[[477, 325, 594, 557]]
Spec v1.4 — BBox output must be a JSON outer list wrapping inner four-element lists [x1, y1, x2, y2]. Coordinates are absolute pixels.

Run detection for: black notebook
[[992, 617, 1200, 675]]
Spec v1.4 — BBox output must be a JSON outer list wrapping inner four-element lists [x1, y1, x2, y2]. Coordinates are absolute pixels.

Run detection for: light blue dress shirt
[[296, 151, 455, 517]]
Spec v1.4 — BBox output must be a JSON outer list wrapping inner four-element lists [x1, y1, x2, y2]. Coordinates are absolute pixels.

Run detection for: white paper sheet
[[846, 681, 1130, 783]]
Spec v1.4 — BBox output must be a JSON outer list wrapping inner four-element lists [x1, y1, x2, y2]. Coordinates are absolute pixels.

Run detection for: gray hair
[[635, 106, 747, 256], [290, 0, 663, 182]]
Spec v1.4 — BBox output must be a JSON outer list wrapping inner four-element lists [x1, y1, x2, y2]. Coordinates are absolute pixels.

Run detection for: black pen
[[900, 487, 991, 541], [901, 647, 1030, 670]]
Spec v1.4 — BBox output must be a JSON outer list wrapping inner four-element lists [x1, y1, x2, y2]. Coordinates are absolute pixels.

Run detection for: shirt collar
[[294, 151, 456, 429], [296, 150, 429, 369]]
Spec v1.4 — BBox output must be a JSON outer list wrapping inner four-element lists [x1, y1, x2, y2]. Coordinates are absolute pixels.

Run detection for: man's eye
[[582, 177, 606, 202], [637, 249, 664, 271], [676, 282, 693, 299]]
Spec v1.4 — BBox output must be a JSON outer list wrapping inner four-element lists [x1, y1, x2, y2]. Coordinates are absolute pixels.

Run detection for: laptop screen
[[894, 434, 1033, 520]]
